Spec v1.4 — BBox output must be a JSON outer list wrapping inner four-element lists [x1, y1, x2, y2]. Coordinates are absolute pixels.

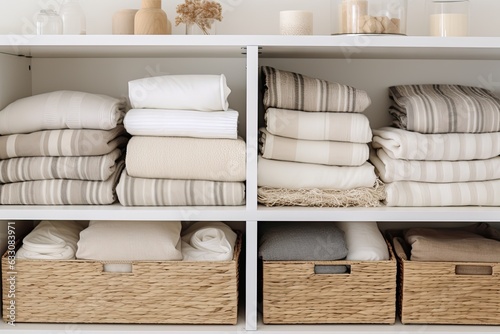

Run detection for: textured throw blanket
[[0, 126, 128, 160], [124, 108, 239, 139], [126, 136, 246, 181], [116, 171, 246, 206], [385, 179, 500, 207], [16, 221, 87, 260], [0, 149, 122, 183], [258, 156, 376, 190], [262, 66, 371, 112], [336, 222, 389, 261], [371, 148, 500, 183], [181, 222, 237, 261], [260, 129, 369, 166], [389, 84, 500, 134], [129, 74, 231, 111], [0, 91, 125, 135], [0, 160, 124, 205], [265, 108, 372, 143], [372, 127, 500, 161]]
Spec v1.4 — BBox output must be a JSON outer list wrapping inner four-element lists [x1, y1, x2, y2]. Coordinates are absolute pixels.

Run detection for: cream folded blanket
[[126, 136, 246, 181], [0, 91, 125, 135], [385, 179, 500, 207], [0, 160, 124, 205], [76, 221, 182, 261], [0, 149, 122, 183], [260, 128, 368, 167], [124, 108, 239, 139], [16, 221, 87, 260], [129, 74, 231, 111], [265, 108, 372, 143], [116, 171, 246, 206], [181, 222, 237, 261], [0, 126, 128, 160], [258, 156, 376, 190], [336, 222, 389, 261], [371, 148, 500, 183], [372, 127, 500, 161]]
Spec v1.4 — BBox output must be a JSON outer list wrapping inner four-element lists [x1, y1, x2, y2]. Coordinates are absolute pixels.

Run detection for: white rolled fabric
[[181, 222, 237, 261], [128, 74, 231, 111], [336, 222, 389, 261]]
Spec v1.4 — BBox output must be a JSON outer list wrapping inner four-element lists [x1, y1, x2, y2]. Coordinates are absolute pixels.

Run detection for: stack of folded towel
[[372, 84, 500, 206], [116, 74, 246, 206], [258, 66, 384, 207], [0, 91, 127, 205]]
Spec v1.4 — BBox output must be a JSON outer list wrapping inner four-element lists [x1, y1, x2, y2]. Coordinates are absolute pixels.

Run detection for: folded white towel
[[16, 221, 87, 260], [336, 222, 389, 261], [129, 74, 231, 111], [124, 108, 239, 139], [181, 222, 237, 261], [0, 91, 126, 135]]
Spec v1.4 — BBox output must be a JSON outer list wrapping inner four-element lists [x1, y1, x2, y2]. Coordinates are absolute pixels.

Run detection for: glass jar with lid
[[36, 9, 63, 35], [428, 0, 469, 37]]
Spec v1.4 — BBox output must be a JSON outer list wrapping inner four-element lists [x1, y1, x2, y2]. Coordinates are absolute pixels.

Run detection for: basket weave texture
[[393, 237, 500, 325], [2, 234, 241, 324], [262, 241, 396, 324]]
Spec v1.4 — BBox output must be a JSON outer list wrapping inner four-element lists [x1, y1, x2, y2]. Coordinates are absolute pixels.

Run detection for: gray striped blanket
[[262, 66, 371, 113], [390, 84, 500, 133]]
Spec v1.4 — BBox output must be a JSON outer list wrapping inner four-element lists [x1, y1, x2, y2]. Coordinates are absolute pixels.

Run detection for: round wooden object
[[112, 9, 138, 35], [134, 0, 169, 35]]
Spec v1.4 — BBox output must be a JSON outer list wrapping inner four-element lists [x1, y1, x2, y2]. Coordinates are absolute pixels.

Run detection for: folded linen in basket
[[405, 227, 500, 262], [265, 108, 372, 143], [262, 66, 371, 113], [385, 179, 500, 207], [124, 108, 239, 139], [258, 156, 376, 190], [0, 91, 126, 135], [76, 220, 182, 261], [126, 136, 246, 181], [260, 129, 369, 167], [116, 171, 246, 206], [0, 160, 124, 205], [0, 149, 122, 183], [16, 221, 87, 260], [0, 126, 128, 160], [181, 222, 237, 261], [372, 127, 500, 161], [336, 222, 389, 261], [371, 148, 500, 183], [389, 84, 500, 134], [129, 74, 231, 111]]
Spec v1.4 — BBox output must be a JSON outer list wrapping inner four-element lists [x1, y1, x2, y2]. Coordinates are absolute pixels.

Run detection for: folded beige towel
[[126, 136, 246, 181]]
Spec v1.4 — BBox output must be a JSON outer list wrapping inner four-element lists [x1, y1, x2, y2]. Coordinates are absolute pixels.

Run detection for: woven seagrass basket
[[262, 241, 396, 324], [2, 234, 241, 324], [393, 237, 500, 325]]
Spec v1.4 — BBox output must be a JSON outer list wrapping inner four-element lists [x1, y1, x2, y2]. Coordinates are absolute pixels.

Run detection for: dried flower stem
[[175, 0, 223, 34]]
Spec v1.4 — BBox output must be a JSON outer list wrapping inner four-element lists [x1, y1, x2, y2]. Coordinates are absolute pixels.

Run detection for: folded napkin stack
[[117, 74, 246, 206], [0, 91, 127, 205], [258, 66, 383, 207], [372, 84, 500, 206]]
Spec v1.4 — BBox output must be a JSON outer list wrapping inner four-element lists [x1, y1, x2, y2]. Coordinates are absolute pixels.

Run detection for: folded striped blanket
[[372, 127, 500, 161], [260, 129, 369, 167], [262, 66, 371, 113], [124, 108, 239, 139], [0, 91, 126, 135], [265, 108, 372, 143], [116, 171, 246, 206], [0, 126, 128, 160], [389, 84, 500, 133], [385, 179, 500, 207], [0, 160, 124, 205], [0, 149, 122, 183]]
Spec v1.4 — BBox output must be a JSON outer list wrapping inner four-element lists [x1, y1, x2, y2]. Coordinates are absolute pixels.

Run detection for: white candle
[[280, 10, 313, 35], [430, 13, 468, 37]]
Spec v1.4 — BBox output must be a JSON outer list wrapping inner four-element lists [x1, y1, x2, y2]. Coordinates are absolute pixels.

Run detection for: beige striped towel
[[260, 128, 369, 167], [116, 171, 246, 206], [0, 126, 128, 160], [262, 66, 371, 113], [265, 108, 372, 143]]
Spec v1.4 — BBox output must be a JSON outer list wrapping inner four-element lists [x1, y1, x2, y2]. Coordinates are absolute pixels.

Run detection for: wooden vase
[[134, 0, 169, 35], [113, 9, 138, 35]]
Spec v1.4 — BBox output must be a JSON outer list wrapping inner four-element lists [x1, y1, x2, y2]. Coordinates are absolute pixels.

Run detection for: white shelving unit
[[0, 35, 499, 333]]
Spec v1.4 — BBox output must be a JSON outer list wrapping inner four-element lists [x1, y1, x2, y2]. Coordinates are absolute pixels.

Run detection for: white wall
[[0, 0, 499, 37]]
